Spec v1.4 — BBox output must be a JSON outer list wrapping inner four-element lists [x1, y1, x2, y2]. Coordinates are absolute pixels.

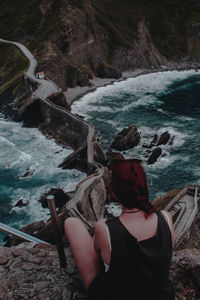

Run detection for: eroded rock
[[111, 124, 140, 151], [157, 131, 171, 146], [147, 147, 162, 164]]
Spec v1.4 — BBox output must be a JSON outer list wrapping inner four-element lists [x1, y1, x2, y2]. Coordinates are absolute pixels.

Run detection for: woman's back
[[89, 211, 174, 300]]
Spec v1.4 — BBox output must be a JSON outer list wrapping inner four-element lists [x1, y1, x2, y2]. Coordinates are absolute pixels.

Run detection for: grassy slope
[[0, 43, 29, 91], [0, 0, 199, 60], [0, 0, 62, 50]]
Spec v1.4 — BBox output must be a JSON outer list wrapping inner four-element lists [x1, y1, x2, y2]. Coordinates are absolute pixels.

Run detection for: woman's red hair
[[109, 159, 154, 217]]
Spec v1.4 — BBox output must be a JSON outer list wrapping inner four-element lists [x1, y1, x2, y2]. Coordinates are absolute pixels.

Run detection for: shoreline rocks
[[110, 124, 140, 151]]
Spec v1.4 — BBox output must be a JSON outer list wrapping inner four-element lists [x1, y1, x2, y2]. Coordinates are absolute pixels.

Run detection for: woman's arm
[[161, 210, 175, 245]]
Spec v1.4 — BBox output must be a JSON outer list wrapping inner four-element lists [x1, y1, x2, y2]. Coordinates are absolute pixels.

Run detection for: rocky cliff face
[[0, 0, 200, 92]]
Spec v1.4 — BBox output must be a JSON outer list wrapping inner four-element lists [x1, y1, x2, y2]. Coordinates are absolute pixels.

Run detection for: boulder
[[111, 124, 140, 151], [142, 134, 158, 149], [147, 147, 162, 164], [39, 188, 71, 209], [156, 131, 171, 146]]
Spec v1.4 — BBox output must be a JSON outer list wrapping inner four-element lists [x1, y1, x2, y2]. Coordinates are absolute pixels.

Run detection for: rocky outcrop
[[111, 124, 140, 151], [39, 188, 71, 209], [171, 248, 200, 299], [147, 147, 162, 164], [157, 131, 171, 146], [112, 20, 167, 70]]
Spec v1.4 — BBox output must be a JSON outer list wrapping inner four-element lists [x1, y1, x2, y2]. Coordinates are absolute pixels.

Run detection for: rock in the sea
[[111, 124, 140, 151], [142, 134, 158, 149], [147, 147, 162, 164], [39, 188, 70, 209], [21, 167, 34, 178], [168, 135, 175, 146], [156, 131, 170, 146], [14, 199, 29, 208]]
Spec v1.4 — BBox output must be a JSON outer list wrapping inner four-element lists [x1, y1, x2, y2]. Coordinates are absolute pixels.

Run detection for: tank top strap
[[105, 217, 137, 251]]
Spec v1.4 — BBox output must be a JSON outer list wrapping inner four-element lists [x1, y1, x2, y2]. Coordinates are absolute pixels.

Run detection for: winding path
[[0, 37, 105, 230], [0, 38, 61, 99]]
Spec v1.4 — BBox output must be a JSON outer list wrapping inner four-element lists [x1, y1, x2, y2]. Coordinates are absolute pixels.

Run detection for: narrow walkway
[[0, 38, 60, 99]]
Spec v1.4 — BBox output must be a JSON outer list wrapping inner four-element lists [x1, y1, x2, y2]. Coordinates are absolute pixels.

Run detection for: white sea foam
[[72, 70, 200, 115], [176, 115, 195, 122], [0, 119, 86, 229]]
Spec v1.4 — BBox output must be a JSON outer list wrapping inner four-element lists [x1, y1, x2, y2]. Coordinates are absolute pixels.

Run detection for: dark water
[[0, 121, 85, 242], [72, 70, 200, 201]]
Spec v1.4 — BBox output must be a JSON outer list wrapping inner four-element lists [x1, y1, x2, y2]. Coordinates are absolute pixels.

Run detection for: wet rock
[[142, 134, 158, 149], [147, 147, 162, 164], [111, 124, 140, 151], [21, 168, 34, 178], [39, 188, 70, 209], [156, 131, 171, 146], [14, 199, 29, 208], [169, 135, 175, 146]]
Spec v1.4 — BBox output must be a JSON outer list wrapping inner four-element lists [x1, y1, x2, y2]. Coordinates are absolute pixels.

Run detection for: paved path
[[0, 243, 85, 300], [0, 38, 60, 99]]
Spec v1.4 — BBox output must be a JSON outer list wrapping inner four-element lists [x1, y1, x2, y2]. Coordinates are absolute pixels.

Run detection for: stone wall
[[40, 99, 89, 150], [39, 98, 107, 227]]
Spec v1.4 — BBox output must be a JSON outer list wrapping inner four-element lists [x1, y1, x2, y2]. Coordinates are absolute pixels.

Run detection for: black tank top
[[87, 211, 174, 300]]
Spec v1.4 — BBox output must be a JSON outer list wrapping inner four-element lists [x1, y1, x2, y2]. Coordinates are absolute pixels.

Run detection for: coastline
[[64, 61, 200, 106]]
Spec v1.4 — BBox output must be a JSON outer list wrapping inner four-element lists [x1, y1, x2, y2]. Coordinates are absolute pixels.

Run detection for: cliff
[[0, 0, 200, 91]]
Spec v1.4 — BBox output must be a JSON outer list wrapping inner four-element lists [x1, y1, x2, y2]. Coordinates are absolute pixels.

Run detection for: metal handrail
[[0, 222, 50, 245]]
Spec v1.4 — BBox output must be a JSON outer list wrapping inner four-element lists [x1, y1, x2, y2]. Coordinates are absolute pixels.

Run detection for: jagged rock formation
[[111, 124, 140, 151], [156, 131, 171, 146], [147, 147, 162, 165], [1, 0, 200, 91]]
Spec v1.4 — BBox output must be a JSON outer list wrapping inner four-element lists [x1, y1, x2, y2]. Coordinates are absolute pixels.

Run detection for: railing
[[0, 222, 50, 245]]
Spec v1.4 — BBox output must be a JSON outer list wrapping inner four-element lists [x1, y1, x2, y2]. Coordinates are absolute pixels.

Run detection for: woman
[[65, 159, 175, 300]]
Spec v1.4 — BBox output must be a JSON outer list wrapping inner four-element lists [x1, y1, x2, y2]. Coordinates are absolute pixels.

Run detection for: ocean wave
[[176, 115, 195, 122], [72, 69, 200, 115]]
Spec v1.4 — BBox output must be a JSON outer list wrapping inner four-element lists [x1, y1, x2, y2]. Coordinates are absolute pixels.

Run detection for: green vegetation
[[0, 42, 29, 91], [0, 0, 62, 51], [0, 0, 200, 90]]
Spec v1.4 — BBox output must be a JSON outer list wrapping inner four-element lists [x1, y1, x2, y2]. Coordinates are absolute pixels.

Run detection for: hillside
[[0, 0, 200, 91]]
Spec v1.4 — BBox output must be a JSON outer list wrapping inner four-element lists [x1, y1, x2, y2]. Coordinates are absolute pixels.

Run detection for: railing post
[[47, 195, 66, 268]]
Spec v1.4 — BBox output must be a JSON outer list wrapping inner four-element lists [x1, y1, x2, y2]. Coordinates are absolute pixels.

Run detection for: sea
[[72, 70, 200, 214], [1, 69, 200, 241], [0, 119, 85, 242]]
